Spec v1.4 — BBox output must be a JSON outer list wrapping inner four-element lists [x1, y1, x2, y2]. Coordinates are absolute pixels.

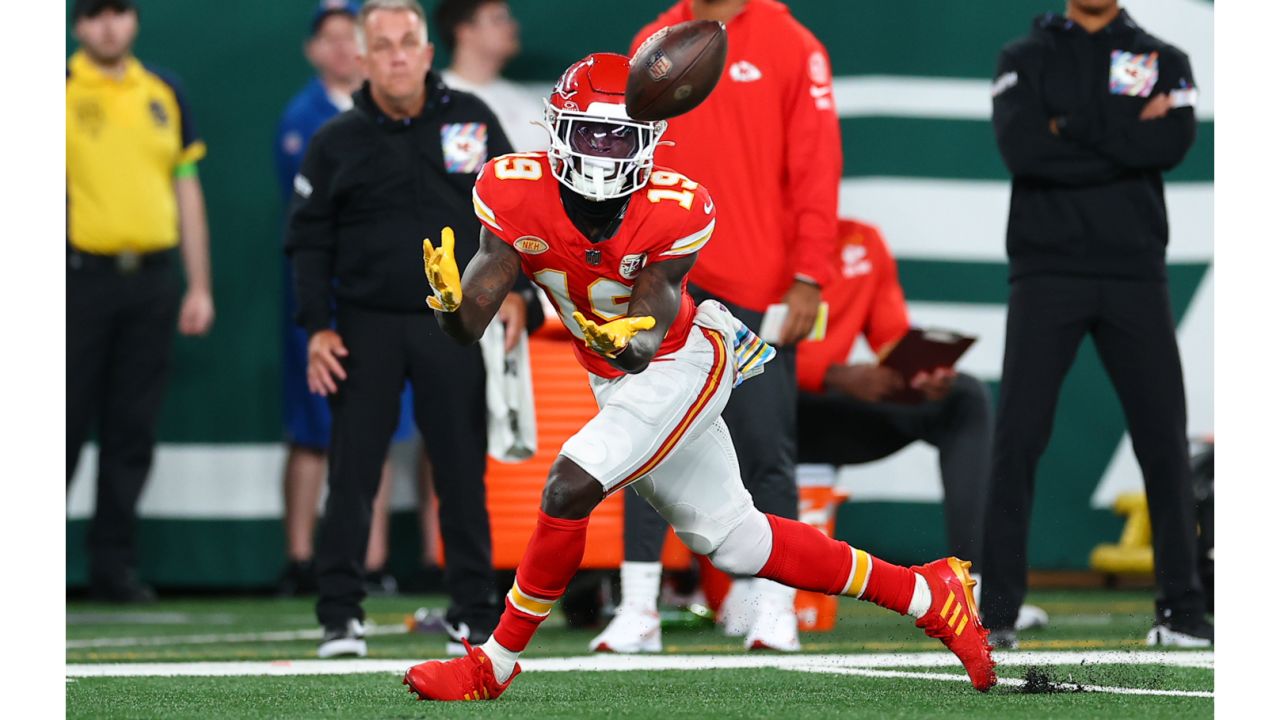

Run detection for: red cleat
[[912, 557, 997, 692], [402, 639, 521, 701]]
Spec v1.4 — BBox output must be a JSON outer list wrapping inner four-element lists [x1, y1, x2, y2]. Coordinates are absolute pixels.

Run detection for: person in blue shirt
[[274, 0, 414, 597]]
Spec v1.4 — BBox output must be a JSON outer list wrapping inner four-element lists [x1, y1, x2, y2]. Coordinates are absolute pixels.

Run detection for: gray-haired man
[[286, 0, 526, 657]]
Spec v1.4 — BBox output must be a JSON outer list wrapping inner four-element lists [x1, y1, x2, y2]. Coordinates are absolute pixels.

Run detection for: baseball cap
[[311, 0, 361, 36], [73, 0, 137, 19]]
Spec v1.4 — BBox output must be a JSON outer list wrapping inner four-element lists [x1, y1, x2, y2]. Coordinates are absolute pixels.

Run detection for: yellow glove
[[572, 311, 656, 358], [423, 227, 462, 312]]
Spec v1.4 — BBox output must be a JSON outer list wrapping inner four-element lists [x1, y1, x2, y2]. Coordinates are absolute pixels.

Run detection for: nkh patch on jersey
[[441, 123, 489, 173], [1109, 50, 1159, 97]]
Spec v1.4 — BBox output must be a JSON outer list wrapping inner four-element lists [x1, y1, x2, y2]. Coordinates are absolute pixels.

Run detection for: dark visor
[[568, 120, 639, 159]]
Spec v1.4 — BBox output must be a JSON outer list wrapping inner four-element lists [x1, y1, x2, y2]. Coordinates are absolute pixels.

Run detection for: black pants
[[624, 290, 799, 563], [66, 254, 181, 585], [315, 305, 498, 631], [795, 373, 993, 566], [981, 274, 1204, 629]]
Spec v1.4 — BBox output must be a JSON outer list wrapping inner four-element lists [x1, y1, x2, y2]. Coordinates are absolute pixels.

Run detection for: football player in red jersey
[[401, 53, 996, 701]]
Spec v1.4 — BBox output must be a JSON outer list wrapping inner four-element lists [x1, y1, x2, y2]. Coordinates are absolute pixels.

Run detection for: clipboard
[[878, 327, 976, 404]]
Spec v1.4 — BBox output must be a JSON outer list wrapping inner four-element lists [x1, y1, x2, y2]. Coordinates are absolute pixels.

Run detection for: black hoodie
[[286, 72, 515, 333], [991, 10, 1198, 281]]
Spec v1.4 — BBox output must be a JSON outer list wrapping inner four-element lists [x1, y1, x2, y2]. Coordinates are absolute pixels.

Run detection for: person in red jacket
[[592, 0, 842, 654], [795, 219, 991, 568]]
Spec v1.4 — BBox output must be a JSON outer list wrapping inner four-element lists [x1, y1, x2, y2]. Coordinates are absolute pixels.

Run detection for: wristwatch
[[794, 273, 821, 289]]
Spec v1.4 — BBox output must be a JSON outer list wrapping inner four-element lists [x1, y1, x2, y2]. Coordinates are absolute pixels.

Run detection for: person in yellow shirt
[[66, 0, 214, 603]]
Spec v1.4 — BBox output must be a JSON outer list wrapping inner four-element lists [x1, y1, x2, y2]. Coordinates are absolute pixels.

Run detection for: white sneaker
[[1146, 623, 1212, 648], [744, 583, 801, 652], [1015, 604, 1049, 632], [718, 579, 756, 638], [589, 605, 662, 653], [317, 618, 367, 658]]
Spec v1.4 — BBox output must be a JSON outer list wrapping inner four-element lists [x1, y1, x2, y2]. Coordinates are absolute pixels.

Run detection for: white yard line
[[517, 651, 1216, 672], [797, 666, 1214, 699], [66, 650, 1214, 699], [66, 624, 407, 649]]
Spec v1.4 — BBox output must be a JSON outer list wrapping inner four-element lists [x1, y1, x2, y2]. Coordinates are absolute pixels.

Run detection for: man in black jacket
[[286, 0, 528, 658], [984, 0, 1210, 648]]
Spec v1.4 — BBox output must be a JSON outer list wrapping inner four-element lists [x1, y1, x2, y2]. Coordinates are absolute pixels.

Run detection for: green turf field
[[66, 590, 1213, 718]]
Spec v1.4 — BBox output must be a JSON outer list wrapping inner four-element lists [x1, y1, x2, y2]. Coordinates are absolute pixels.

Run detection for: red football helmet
[[544, 53, 667, 201]]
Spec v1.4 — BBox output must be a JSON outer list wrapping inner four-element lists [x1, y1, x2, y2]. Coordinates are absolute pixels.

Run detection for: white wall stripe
[[834, 447, 944, 504], [68, 445, 287, 520], [843, 302, 1007, 380], [830, 76, 996, 120], [526, 72, 1213, 123], [903, 303, 1008, 379], [840, 178, 1213, 263]]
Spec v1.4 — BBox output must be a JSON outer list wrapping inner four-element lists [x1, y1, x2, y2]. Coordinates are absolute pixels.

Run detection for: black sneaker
[[275, 560, 317, 597], [89, 570, 157, 604], [444, 618, 498, 656], [989, 627, 1018, 650], [1147, 614, 1213, 647], [317, 618, 367, 658], [444, 620, 475, 656]]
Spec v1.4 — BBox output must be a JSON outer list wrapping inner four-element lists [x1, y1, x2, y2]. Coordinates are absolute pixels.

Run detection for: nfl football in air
[[626, 19, 728, 121]]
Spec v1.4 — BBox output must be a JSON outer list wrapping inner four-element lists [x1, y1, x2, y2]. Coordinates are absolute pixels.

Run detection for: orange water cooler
[[794, 465, 849, 632], [434, 322, 625, 569]]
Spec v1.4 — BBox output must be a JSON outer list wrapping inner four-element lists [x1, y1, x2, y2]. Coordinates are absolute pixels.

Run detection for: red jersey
[[472, 152, 717, 378], [795, 219, 910, 393], [632, 0, 842, 311]]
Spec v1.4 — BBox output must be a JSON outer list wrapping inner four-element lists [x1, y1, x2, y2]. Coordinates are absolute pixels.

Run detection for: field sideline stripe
[[65, 650, 1212, 677], [796, 666, 1213, 699], [66, 624, 407, 649]]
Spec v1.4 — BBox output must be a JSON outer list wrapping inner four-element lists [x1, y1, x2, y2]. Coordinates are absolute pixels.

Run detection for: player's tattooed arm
[[607, 253, 698, 374], [435, 227, 522, 345]]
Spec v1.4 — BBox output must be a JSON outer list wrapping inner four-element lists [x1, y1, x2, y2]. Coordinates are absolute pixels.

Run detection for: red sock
[[491, 510, 589, 652], [756, 514, 916, 615], [858, 554, 917, 615]]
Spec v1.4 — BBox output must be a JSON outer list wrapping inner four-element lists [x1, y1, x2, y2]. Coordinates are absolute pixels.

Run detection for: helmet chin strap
[[578, 157, 615, 201]]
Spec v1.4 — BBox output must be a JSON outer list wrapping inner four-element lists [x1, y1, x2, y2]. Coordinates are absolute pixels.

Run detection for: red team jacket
[[794, 219, 910, 393], [632, 0, 843, 311], [472, 153, 717, 379]]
